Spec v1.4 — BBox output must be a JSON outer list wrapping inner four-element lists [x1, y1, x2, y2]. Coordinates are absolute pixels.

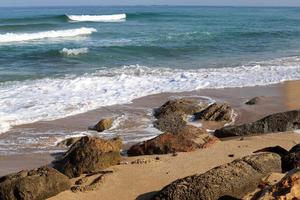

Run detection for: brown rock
[[90, 118, 113, 132], [153, 112, 187, 133], [0, 166, 71, 200], [127, 125, 218, 156], [153, 153, 281, 200], [214, 109, 300, 138], [53, 136, 122, 178], [255, 169, 300, 200], [154, 98, 206, 119], [282, 144, 300, 172], [194, 103, 233, 122]]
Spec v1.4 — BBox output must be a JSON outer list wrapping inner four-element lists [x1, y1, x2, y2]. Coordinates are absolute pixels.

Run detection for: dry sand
[[1, 80, 300, 199]]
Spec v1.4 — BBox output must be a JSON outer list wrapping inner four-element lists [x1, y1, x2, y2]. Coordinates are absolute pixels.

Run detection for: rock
[[245, 96, 264, 105], [214, 109, 300, 138], [127, 125, 218, 156], [56, 137, 83, 148], [154, 98, 206, 119], [90, 118, 113, 132], [253, 146, 289, 158], [194, 103, 233, 122], [255, 169, 300, 200], [153, 112, 187, 133], [282, 144, 300, 172], [0, 166, 71, 200], [152, 153, 281, 200], [53, 136, 122, 178]]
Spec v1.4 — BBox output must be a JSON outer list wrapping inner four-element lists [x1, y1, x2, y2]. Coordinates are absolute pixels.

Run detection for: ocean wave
[[60, 47, 88, 56], [67, 14, 126, 22], [1, 63, 300, 134], [0, 27, 97, 43]]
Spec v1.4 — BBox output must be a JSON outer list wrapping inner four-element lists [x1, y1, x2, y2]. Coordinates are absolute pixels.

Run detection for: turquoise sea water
[[1, 6, 300, 137]]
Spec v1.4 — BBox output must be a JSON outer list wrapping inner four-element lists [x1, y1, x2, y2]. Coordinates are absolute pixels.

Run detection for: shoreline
[[0, 80, 299, 177]]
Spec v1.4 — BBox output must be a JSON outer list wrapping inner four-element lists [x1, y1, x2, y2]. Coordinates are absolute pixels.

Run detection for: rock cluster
[[0, 166, 71, 200], [153, 153, 281, 200], [53, 136, 122, 178], [214, 109, 300, 138]]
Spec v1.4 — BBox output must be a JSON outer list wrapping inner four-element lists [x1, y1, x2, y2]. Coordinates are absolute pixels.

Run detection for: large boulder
[[90, 118, 113, 132], [153, 153, 281, 200], [255, 169, 300, 199], [0, 166, 71, 200], [153, 112, 187, 133], [127, 125, 218, 156], [53, 136, 122, 178], [154, 98, 205, 119], [282, 144, 300, 172], [214, 109, 300, 138], [194, 103, 233, 122]]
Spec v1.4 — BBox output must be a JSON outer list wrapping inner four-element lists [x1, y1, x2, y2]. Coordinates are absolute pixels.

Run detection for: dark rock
[[253, 146, 289, 158], [53, 136, 122, 178], [245, 96, 264, 105], [0, 166, 71, 200], [214, 109, 300, 138], [90, 118, 113, 132], [282, 144, 300, 172], [127, 125, 218, 156], [194, 103, 233, 122], [152, 153, 281, 200], [154, 98, 205, 119], [56, 137, 83, 148], [153, 112, 187, 133]]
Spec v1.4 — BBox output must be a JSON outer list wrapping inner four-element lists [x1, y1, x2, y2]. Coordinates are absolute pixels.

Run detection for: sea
[[1, 6, 300, 154]]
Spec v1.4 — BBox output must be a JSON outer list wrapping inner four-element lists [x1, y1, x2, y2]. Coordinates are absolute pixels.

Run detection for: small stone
[[90, 118, 113, 132], [228, 154, 235, 157]]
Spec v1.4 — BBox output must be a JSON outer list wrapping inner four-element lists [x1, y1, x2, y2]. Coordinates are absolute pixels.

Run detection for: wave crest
[[0, 27, 97, 43], [67, 14, 126, 22], [60, 47, 88, 56]]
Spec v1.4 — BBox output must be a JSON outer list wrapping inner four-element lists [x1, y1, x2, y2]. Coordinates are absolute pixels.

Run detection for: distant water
[[2, 6, 300, 134]]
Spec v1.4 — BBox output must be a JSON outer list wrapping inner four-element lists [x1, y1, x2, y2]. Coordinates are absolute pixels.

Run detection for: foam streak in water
[[1, 64, 300, 133], [0, 27, 97, 43], [60, 47, 88, 56], [67, 14, 126, 22]]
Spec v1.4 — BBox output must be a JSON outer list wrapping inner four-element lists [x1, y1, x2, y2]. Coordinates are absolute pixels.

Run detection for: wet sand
[[0, 80, 300, 190]]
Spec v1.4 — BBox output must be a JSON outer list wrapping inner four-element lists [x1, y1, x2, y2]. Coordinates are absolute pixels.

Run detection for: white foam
[[1, 63, 300, 133], [67, 14, 126, 22], [60, 47, 88, 56], [0, 27, 97, 43]]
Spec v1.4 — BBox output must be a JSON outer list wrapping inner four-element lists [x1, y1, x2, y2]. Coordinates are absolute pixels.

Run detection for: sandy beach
[[1, 80, 300, 199]]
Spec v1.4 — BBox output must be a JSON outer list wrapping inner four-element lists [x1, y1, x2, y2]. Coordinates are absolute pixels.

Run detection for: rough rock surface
[[154, 98, 205, 119], [53, 136, 122, 178], [127, 125, 218, 156], [0, 166, 71, 200], [214, 109, 300, 138], [153, 112, 187, 133], [90, 118, 113, 132], [152, 153, 281, 200], [255, 169, 300, 200], [194, 103, 233, 122]]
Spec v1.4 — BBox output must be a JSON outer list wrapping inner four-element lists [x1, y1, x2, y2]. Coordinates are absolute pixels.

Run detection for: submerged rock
[[153, 153, 281, 200], [56, 137, 83, 148], [53, 136, 122, 178], [194, 103, 233, 122], [90, 118, 113, 132], [154, 98, 206, 119], [255, 169, 300, 199], [214, 109, 300, 138], [0, 166, 71, 200], [245, 96, 264, 105], [127, 125, 218, 156]]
